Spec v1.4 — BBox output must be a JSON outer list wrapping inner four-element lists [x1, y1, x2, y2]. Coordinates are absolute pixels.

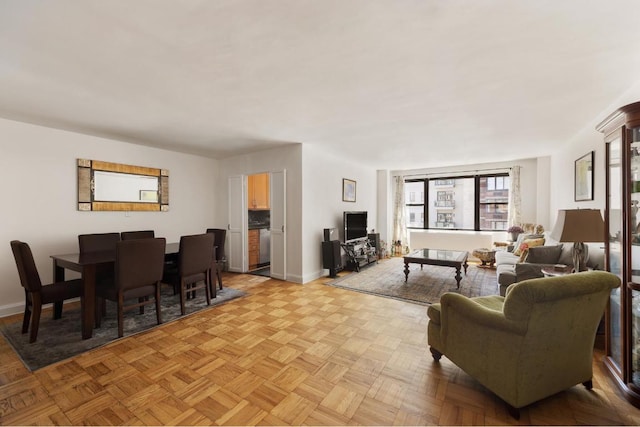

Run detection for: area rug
[[0, 286, 246, 371], [326, 257, 499, 305]]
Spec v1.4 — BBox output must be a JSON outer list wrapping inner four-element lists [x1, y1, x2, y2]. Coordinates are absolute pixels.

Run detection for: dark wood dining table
[[51, 242, 180, 339]]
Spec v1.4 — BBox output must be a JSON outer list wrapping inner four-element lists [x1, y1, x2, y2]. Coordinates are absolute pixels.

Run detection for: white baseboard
[[0, 302, 25, 319]]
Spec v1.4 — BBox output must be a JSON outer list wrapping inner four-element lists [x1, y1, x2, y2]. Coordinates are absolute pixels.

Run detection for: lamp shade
[[550, 209, 605, 243]]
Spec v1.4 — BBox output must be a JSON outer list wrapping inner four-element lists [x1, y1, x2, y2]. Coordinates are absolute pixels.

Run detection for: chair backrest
[[503, 271, 620, 339], [206, 228, 226, 261], [121, 230, 155, 241], [78, 232, 121, 253], [179, 233, 215, 277], [10, 240, 42, 292], [115, 238, 166, 292]]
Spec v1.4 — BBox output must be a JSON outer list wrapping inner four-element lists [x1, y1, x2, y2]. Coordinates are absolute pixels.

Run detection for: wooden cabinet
[[248, 229, 260, 270], [599, 100, 640, 408], [248, 173, 270, 209]]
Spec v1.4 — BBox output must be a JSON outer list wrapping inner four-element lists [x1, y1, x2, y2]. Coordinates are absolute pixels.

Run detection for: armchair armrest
[[440, 293, 526, 336]]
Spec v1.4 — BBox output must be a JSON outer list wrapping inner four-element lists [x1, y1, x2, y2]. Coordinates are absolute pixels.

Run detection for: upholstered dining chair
[[121, 230, 155, 240], [78, 232, 121, 321], [95, 238, 166, 337], [206, 228, 226, 291], [10, 240, 84, 343], [78, 232, 121, 253], [165, 233, 214, 315]]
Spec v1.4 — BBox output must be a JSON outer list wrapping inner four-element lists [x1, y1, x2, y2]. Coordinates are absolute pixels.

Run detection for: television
[[344, 211, 368, 242]]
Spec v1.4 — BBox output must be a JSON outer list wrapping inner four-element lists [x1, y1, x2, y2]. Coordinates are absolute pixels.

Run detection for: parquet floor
[[1, 269, 639, 425]]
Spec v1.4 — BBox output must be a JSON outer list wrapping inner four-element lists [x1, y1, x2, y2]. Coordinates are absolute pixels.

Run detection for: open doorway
[[227, 171, 285, 280], [248, 172, 270, 276]]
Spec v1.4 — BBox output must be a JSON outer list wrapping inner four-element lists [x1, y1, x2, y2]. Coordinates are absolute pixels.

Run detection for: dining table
[[51, 242, 181, 339]]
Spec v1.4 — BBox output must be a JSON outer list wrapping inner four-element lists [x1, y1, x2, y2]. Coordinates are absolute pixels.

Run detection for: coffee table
[[403, 248, 469, 288]]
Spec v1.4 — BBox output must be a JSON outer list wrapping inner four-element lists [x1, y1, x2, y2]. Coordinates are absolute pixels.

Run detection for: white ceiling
[[2, 0, 640, 169]]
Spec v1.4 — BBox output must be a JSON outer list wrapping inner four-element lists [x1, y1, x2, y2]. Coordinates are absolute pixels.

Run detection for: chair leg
[[430, 347, 443, 361], [506, 404, 520, 420], [21, 300, 31, 334], [53, 301, 63, 319], [155, 284, 162, 325], [139, 297, 145, 315], [204, 278, 211, 306], [117, 294, 124, 338], [180, 279, 186, 315], [29, 294, 42, 343], [217, 262, 223, 290]]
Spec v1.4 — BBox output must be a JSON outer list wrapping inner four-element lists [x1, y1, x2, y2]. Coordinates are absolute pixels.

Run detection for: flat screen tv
[[344, 211, 368, 242]]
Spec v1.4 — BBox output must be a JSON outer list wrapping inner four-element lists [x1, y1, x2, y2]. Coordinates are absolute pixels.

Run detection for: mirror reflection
[[94, 171, 159, 203], [77, 159, 169, 211]]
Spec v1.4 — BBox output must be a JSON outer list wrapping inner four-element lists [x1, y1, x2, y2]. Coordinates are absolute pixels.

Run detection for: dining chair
[[10, 240, 84, 343], [206, 228, 226, 291], [121, 230, 155, 240], [78, 232, 121, 322], [165, 233, 214, 315], [78, 232, 121, 253], [95, 237, 166, 337]]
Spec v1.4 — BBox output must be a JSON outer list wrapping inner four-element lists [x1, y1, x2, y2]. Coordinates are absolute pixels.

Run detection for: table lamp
[[550, 209, 605, 272]]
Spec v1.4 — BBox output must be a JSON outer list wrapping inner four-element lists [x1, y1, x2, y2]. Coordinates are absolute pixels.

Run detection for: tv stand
[[341, 237, 377, 272]]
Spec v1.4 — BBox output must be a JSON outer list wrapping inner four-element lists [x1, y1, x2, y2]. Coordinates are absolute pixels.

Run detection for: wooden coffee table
[[403, 248, 469, 288]]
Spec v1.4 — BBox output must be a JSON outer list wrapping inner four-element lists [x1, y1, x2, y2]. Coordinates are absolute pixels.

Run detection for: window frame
[[404, 172, 509, 232]]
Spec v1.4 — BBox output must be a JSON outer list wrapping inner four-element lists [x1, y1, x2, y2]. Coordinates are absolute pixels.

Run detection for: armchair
[[427, 271, 620, 418]]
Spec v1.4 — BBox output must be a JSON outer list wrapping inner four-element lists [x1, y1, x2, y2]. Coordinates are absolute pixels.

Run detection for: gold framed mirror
[[77, 159, 169, 211]]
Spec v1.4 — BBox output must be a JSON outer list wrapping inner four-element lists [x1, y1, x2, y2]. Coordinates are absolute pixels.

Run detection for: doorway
[[227, 171, 286, 280], [248, 172, 271, 276]]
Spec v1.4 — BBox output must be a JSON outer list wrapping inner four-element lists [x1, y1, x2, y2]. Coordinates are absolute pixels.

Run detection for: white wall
[[549, 86, 640, 227], [302, 144, 378, 283], [0, 118, 218, 317], [215, 145, 304, 282]]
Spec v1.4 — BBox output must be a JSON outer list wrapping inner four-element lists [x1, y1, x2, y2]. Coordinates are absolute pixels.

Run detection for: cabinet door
[[247, 176, 256, 208], [248, 229, 259, 269], [630, 132, 640, 388], [228, 175, 247, 272], [607, 136, 623, 370]]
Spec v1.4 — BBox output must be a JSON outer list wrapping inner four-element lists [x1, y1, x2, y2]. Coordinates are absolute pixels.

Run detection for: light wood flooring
[[1, 269, 639, 425]]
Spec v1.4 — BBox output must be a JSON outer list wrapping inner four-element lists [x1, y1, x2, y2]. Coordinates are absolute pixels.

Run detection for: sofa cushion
[[495, 250, 519, 266], [524, 245, 562, 264]]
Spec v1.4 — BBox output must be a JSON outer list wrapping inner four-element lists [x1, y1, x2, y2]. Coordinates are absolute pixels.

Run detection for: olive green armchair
[[427, 271, 620, 418]]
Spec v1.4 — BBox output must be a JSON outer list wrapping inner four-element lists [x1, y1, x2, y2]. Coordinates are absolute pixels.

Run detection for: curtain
[[507, 166, 522, 227], [392, 176, 408, 248]]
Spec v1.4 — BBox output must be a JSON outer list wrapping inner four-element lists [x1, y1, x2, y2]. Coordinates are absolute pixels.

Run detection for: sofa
[[495, 232, 604, 296], [427, 270, 620, 418]]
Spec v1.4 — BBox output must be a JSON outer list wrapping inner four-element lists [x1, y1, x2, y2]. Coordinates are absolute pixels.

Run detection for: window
[[404, 173, 509, 231], [404, 180, 425, 228]]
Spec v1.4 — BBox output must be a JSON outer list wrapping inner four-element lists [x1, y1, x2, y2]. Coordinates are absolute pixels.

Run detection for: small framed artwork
[[343, 178, 356, 202], [575, 151, 594, 201]]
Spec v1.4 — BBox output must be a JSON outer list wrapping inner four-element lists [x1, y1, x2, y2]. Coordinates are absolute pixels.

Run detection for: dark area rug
[[1, 286, 246, 371], [326, 256, 498, 305]]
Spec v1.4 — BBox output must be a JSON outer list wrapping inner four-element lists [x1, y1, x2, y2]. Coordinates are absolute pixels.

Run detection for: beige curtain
[[507, 166, 522, 227], [393, 176, 408, 247]]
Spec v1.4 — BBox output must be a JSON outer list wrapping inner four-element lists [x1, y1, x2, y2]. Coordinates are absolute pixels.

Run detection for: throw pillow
[[513, 237, 545, 256], [514, 237, 546, 261], [524, 244, 562, 264]]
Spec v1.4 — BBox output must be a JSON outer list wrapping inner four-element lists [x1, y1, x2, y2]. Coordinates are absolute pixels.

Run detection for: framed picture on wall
[[343, 178, 356, 202], [575, 151, 594, 201]]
